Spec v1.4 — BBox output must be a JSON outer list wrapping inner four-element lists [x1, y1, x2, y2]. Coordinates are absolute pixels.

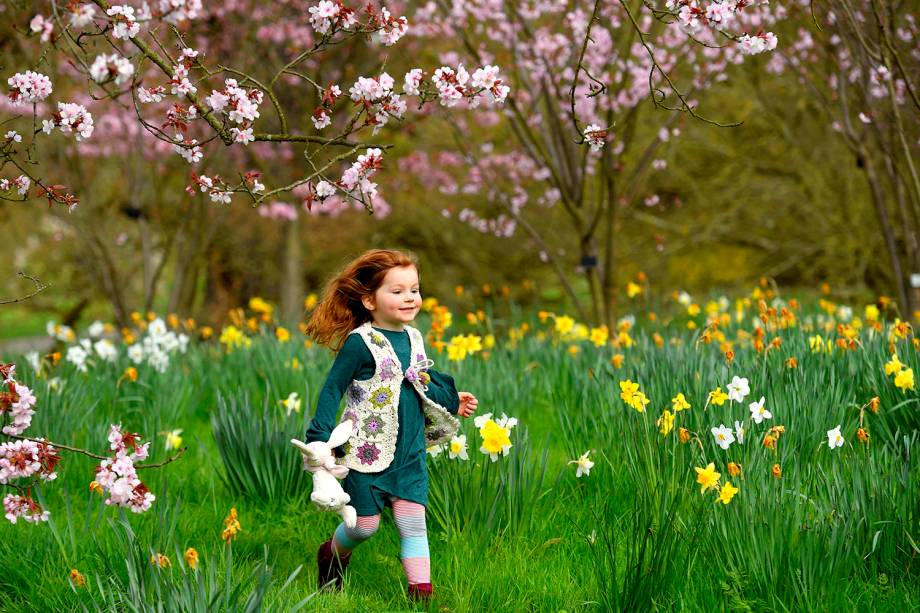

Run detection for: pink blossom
[[69, 4, 97, 28], [29, 15, 54, 43], [106, 5, 141, 39], [3, 494, 49, 524], [7, 71, 53, 105]]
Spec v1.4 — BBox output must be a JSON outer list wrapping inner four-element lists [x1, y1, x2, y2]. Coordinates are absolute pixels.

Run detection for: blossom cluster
[[0, 364, 37, 436], [7, 71, 53, 105], [42, 102, 95, 141], [668, 0, 778, 48], [158, 0, 203, 25], [3, 494, 49, 524], [205, 78, 263, 146], [68, 3, 97, 28], [106, 5, 142, 40], [0, 175, 31, 197], [308, 1, 357, 35], [93, 424, 156, 513], [431, 64, 510, 107], [348, 74, 406, 132], [90, 54, 135, 86], [0, 439, 59, 484]]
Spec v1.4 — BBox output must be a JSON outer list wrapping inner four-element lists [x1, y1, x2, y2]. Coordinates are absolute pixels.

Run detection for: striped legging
[[329, 497, 430, 585]]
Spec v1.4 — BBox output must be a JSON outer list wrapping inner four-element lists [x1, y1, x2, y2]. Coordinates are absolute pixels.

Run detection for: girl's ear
[[361, 294, 375, 312]]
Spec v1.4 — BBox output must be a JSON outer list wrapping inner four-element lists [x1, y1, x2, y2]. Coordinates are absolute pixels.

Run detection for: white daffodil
[[569, 450, 594, 477], [727, 376, 750, 403], [711, 424, 735, 450], [427, 444, 445, 457], [827, 425, 844, 449], [279, 392, 301, 416], [161, 429, 183, 450], [748, 396, 772, 424], [734, 420, 745, 445], [448, 435, 468, 460]]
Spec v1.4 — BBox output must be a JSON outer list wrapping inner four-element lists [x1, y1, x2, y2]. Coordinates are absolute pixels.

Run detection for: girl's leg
[[330, 514, 381, 557], [318, 514, 381, 589], [390, 497, 431, 586]]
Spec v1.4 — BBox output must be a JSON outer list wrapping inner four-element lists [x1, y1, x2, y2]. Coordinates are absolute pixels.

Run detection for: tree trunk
[[280, 215, 303, 325]]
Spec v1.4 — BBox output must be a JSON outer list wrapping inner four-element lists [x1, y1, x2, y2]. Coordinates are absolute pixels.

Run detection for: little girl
[[303, 248, 478, 601]]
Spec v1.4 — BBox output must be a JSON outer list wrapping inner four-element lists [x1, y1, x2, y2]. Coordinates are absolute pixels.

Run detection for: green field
[[0, 292, 918, 611]]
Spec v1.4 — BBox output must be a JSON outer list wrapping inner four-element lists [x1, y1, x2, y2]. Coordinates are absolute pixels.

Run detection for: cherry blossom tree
[[748, 1, 919, 317], [398, 0, 781, 326]]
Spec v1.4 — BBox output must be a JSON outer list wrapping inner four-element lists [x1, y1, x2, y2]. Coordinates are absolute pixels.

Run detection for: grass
[[0, 291, 918, 611]]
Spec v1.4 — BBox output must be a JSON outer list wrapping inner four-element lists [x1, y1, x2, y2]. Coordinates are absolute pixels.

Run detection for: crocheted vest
[[336, 322, 460, 473]]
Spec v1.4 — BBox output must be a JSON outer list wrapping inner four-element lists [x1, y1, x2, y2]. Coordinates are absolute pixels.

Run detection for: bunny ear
[[326, 420, 354, 449], [290, 438, 310, 454]]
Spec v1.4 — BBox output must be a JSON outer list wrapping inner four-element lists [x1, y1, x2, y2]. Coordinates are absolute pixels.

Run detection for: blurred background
[[2, 1, 917, 341]]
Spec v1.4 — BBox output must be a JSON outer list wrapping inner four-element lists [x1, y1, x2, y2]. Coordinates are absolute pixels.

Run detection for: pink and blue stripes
[[325, 496, 431, 585]]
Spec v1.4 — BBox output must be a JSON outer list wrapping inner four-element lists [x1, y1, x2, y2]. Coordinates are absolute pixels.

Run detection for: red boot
[[316, 540, 350, 590], [407, 582, 434, 602]]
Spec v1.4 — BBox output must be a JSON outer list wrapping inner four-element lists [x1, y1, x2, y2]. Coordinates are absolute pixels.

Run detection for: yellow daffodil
[[554, 315, 575, 336], [69, 569, 86, 588], [657, 409, 675, 435], [275, 326, 291, 342], [894, 368, 915, 391], [222, 508, 242, 543], [589, 326, 609, 347], [150, 553, 171, 568], [708, 387, 729, 406], [885, 354, 905, 376], [695, 462, 720, 493], [671, 393, 691, 412], [160, 429, 183, 451], [626, 281, 642, 298], [716, 481, 738, 505], [184, 547, 199, 570]]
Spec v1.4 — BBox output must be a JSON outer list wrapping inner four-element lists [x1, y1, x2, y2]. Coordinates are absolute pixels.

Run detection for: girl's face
[[362, 265, 421, 330]]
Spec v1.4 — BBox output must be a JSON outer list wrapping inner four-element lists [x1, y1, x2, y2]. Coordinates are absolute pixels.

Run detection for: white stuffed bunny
[[291, 420, 357, 529]]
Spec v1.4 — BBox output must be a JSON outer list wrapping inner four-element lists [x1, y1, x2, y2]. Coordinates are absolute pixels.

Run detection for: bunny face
[[303, 440, 333, 466]]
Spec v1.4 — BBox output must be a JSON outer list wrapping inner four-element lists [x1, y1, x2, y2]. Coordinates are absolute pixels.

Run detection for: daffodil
[[726, 376, 750, 403], [589, 326, 609, 347], [554, 315, 575, 336], [716, 481, 738, 505], [884, 354, 905, 376], [671, 393, 691, 412], [695, 462, 720, 493], [427, 444, 445, 457], [894, 367, 914, 391], [826, 425, 844, 449], [748, 396, 772, 424], [569, 451, 594, 477], [275, 326, 291, 343], [448, 435, 468, 460], [619, 380, 639, 403], [184, 547, 199, 570], [474, 413, 516, 461], [711, 424, 735, 450], [734, 420, 745, 445], [161, 429, 183, 451], [657, 409, 675, 435], [279, 392, 301, 416], [708, 387, 729, 406], [222, 507, 242, 543]]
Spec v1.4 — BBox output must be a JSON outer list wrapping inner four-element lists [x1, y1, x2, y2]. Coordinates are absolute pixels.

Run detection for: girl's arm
[[305, 334, 369, 443], [425, 369, 461, 415]]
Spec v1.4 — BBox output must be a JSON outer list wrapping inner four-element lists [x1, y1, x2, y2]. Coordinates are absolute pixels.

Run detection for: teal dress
[[305, 326, 460, 516]]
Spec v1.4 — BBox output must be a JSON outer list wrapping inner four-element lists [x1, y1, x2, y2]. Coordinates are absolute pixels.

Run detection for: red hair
[[305, 249, 419, 351]]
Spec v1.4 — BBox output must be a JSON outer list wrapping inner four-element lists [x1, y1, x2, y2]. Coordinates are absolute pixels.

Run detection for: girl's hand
[[457, 391, 478, 417]]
